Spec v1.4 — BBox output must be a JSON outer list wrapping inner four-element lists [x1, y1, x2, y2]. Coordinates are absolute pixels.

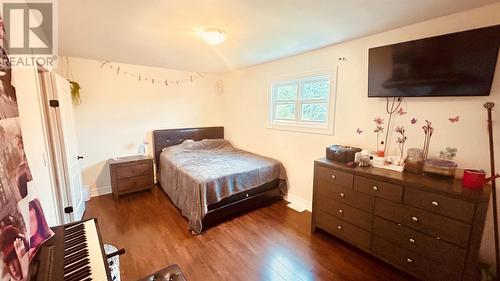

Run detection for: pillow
[[161, 139, 195, 152], [182, 139, 231, 150]]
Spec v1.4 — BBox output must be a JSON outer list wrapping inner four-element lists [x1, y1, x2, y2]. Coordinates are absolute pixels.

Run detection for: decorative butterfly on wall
[[397, 107, 407, 115], [449, 116, 460, 123], [411, 118, 417, 124], [356, 128, 363, 134]]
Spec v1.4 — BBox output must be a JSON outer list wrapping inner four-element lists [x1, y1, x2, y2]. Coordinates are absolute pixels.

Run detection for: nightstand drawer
[[116, 162, 151, 179], [316, 197, 372, 231], [117, 175, 152, 192], [316, 210, 371, 250], [404, 188, 475, 223], [354, 176, 402, 202], [375, 198, 471, 248], [371, 236, 461, 281], [316, 166, 353, 188], [316, 180, 375, 212], [372, 216, 466, 271]]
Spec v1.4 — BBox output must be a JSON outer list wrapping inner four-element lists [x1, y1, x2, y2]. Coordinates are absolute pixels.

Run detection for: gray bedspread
[[158, 139, 287, 233]]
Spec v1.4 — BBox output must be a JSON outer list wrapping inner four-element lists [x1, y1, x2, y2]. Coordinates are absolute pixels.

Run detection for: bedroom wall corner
[[57, 57, 224, 196]]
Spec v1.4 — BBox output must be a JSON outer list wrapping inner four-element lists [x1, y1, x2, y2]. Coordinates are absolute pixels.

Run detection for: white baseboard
[[90, 186, 112, 197], [285, 193, 312, 212]]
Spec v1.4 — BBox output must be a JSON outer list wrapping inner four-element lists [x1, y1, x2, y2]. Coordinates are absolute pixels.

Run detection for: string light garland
[[98, 60, 205, 87]]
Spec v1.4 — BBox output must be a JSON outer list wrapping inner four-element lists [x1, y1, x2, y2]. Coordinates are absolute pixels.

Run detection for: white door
[[13, 66, 62, 226], [52, 74, 85, 222], [40, 72, 85, 223]]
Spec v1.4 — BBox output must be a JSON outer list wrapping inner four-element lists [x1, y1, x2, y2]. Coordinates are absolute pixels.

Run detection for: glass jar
[[405, 148, 424, 173]]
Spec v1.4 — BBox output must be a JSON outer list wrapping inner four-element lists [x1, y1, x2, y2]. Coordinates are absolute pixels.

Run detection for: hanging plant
[[69, 80, 81, 105]]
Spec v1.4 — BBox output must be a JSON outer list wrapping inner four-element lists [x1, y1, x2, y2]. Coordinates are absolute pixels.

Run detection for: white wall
[[221, 4, 500, 267], [59, 57, 223, 196]]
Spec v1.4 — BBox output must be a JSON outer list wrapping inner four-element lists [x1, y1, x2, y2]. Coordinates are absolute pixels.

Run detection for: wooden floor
[[84, 186, 413, 281]]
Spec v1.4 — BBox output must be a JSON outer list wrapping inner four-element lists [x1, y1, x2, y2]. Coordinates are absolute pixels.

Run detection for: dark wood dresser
[[109, 155, 154, 199], [312, 158, 491, 281]]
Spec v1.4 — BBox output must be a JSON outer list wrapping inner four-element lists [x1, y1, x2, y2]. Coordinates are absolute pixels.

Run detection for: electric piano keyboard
[[29, 219, 111, 281]]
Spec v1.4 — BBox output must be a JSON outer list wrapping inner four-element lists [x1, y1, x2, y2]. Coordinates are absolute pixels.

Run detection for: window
[[269, 73, 335, 135]]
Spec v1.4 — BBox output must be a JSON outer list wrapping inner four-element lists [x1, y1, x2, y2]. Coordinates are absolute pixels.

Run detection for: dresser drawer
[[316, 166, 353, 188], [372, 216, 466, 271], [354, 176, 402, 202], [117, 175, 152, 192], [115, 162, 152, 179], [316, 180, 375, 212], [375, 199, 471, 248], [371, 236, 462, 281], [315, 210, 371, 250], [316, 197, 373, 231], [404, 188, 475, 223]]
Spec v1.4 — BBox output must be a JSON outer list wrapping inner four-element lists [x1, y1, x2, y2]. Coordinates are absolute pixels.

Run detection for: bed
[[153, 127, 287, 233]]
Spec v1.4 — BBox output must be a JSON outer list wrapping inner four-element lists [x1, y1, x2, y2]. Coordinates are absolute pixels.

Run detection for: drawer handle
[[431, 201, 439, 207], [338, 209, 344, 215], [339, 192, 345, 198], [337, 225, 343, 230], [406, 258, 414, 264], [332, 174, 336, 180], [409, 238, 416, 244], [372, 186, 378, 191], [411, 216, 419, 223]]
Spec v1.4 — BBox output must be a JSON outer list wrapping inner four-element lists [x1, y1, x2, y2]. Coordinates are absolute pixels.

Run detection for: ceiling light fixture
[[198, 27, 227, 46]]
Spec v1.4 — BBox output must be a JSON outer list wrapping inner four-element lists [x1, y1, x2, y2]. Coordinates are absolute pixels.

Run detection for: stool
[[138, 264, 187, 281]]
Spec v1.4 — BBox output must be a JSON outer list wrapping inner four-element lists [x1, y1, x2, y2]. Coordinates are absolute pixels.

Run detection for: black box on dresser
[[311, 158, 491, 281]]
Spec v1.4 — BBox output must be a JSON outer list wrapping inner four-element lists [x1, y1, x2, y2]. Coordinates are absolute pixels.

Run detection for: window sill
[[267, 122, 334, 135]]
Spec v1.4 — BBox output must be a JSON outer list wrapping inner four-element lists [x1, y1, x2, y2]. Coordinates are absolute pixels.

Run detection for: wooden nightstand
[[109, 155, 154, 199]]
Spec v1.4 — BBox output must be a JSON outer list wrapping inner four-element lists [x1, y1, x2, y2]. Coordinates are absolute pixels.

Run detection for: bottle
[[142, 139, 149, 156]]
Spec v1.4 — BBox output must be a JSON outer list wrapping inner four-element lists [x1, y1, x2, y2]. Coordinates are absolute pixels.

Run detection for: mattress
[[158, 139, 287, 233]]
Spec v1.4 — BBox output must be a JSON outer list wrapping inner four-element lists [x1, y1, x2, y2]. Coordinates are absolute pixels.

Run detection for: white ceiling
[[59, 0, 497, 73]]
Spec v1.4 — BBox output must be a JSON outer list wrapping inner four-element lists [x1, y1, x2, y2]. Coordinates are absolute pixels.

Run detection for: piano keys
[[29, 219, 112, 281]]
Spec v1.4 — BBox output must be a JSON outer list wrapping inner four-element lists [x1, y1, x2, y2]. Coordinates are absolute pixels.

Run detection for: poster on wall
[[0, 17, 54, 281]]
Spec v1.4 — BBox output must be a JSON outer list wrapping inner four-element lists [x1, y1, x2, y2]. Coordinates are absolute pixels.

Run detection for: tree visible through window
[[271, 75, 331, 126]]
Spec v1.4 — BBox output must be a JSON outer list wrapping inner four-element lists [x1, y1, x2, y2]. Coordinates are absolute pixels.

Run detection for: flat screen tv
[[368, 25, 500, 97]]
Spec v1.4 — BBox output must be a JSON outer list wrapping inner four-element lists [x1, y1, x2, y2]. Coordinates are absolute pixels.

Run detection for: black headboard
[[152, 126, 224, 174]]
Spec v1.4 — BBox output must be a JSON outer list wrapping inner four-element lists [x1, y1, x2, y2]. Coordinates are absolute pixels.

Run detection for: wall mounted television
[[368, 25, 500, 97]]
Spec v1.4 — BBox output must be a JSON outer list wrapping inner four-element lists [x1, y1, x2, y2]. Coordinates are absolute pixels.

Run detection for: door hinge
[[64, 206, 74, 214], [49, 100, 60, 108]]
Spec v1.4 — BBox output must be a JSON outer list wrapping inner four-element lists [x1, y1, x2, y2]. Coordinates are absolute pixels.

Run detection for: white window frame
[[268, 70, 337, 135]]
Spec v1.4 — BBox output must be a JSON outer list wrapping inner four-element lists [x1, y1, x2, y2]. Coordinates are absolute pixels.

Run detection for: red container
[[462, 169, 489, 189]]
